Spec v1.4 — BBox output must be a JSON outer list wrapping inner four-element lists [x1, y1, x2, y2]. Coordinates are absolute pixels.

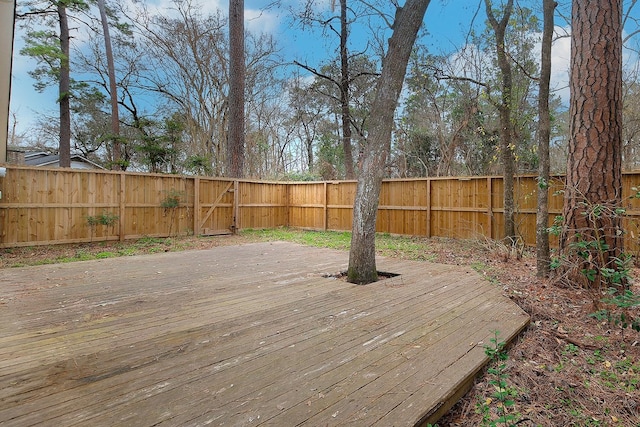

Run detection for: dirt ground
[[1, 233, 639, 426]]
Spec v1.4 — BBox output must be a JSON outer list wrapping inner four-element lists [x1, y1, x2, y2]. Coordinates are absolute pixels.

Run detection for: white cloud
[[622, 28, 640, 80], [550, 26, 571, 106], [246, 8, 280, 35], [548, 24, 640, 107], [144, 0, 225, 16], [279, 0, 334, 13], [131, 0, 280, 35], [443, 25, 573, 105], [121, 0, 223, 21]]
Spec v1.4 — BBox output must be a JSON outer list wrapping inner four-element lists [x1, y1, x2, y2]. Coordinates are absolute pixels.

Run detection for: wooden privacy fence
[[2, 165, 640, 250]]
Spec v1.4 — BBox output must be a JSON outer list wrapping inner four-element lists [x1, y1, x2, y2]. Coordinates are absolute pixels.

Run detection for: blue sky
[[7, 0, 638, 140]]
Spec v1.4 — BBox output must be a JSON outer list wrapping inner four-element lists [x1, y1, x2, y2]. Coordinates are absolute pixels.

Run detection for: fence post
[[233, 180, 239, 232], [426, 178, 431, 238], [119, 172, 125, 241], [193, 177, 200, 235], [323, 181, 328, 231], [487, 176, 493, 240], [285, 183, 290, 227]]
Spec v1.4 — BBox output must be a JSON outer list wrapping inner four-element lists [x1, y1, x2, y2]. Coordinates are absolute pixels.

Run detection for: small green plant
[[86, 211, 119, 241], [562, 343, 579, 356], [548, 194, 634, 303], [591, 287, 640, 333], [87, 211, 119, 227], [161, 189, 183, 209], [471, 262, 500, 285], [476, 331, 522, 427], [73, 249, 94, 261], [586, 349, 605, 366], [161, 189, 184, 236]]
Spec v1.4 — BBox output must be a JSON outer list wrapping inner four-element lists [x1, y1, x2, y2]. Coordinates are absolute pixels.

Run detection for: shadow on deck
[[0, 242, 529, 426]]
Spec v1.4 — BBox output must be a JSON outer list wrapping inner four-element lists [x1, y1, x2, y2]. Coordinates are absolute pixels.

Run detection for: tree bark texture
[[485, 0, 515, 241], [57, 2, 71, 168], [536, 0, 556, 278], [347, 0, 431, 284], [227, 0, 245, 178], [97, 0, 122, 170], [340, 0, 355, 180], [561, 0, 624, 288]]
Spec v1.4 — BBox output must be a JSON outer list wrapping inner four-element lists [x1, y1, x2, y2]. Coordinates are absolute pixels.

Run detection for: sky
[[7, 0, 638, 142]]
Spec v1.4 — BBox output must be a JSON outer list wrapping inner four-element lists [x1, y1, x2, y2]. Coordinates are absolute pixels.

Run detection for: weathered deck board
[[0, 242, 529, 426]]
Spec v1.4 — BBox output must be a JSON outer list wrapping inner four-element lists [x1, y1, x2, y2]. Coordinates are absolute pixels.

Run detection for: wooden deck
[[0, 242, 529, 426]]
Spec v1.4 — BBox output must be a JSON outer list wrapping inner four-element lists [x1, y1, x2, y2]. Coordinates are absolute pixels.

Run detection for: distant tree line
[[11, 0, 640, 179]]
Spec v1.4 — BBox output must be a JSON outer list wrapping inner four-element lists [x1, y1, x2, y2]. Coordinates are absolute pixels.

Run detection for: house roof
[[23, 152, 105, 169], [24, 152, 58, 166]]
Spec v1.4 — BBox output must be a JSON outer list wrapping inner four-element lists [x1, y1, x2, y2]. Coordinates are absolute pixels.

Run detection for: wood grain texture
[[5, 166, 640, 250], [0, 242, 529, 426]]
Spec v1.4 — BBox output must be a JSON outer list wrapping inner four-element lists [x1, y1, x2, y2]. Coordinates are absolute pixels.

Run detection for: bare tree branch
[[433, 69, 489, 89], [293, 60, 340, 87]]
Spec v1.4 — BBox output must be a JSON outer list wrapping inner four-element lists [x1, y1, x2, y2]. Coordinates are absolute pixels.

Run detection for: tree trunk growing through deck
[[347, 0, 431, 285], [58, 2, 71, 168], [227, 0, 245, 178], [536, 0, 556, 278], [560, 0, 624, 289], [484, 0, 516, 241]]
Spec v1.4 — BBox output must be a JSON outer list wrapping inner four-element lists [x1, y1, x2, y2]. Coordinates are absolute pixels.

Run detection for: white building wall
[[0, 0, 15, 164]]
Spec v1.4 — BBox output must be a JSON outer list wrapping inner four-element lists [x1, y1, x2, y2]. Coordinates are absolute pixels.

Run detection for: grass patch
[[376, 234, 436, 261], [2, 228, 486, 269], [28, 259, 59, 266], [117, 247, 138, 256], [470, 261, 500, 285], [241, 228, 435, 260], [135, 236, 168, 247], [242, 228, 352, 250], [95, 251, 116, 259]]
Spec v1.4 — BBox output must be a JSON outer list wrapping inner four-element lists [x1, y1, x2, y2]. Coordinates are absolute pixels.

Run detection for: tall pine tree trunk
[[97, 0, 122, 170], [536, 0, 556, 278], [561, 0, 624, 290], [347, 0, 431, 284], [57, 2, 71, 168], [227, 0, 245, 178]]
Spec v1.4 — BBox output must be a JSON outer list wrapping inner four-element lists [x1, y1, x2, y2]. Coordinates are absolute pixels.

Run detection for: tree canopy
[[9, 0, 640, 181]]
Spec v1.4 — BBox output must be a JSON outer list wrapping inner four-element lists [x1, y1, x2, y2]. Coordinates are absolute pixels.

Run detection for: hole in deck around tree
[[321, 270, 401, 284]]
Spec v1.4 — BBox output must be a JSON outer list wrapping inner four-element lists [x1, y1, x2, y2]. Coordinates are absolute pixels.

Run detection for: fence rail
[[2, 165, 640, 250]]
